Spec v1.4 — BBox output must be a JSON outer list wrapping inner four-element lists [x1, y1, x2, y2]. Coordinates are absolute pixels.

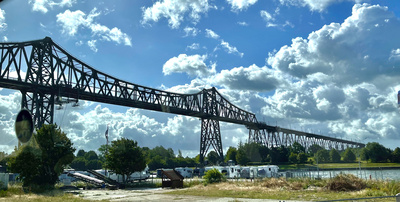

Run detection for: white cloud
[[56, 8, 132, 47], [237, 21, 248, 26], [260, 3, 400, 144], [260, 9, 293, 28], [279, 0, 357, 12], [268, 4, 400, 84], [141, 0, 215, 29], [221, 40, 244, 57], [205, 29, 220, 39], [390, 49, 400, 60], [260, 10, 274, 22], [0, 9, 7, 32], [187, 43, 200, 50], [212, 64, 284, 92], [87, 40, 98, 52], [163, 54, 215, 78], [29, 0, 76, 13], [226, 0, 258, 11], [184, 27, 199, 37]]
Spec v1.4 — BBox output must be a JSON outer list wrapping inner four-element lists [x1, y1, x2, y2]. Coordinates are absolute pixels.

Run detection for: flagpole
[[105, 125, 109, 176]]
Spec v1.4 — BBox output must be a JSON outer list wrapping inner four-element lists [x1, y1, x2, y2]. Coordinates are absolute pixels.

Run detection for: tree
[[330, 149, 341, 163], [362, 142, 390, 163], [392, 147, 400, 163], [290, 142, 305, 154], [308, 144, 324, 155], [315, 149, 329, 163], [76, 149, 86, 158], [8, 124, 75, 189], [106, 138, 146, 183], [297, 153, 308, 164], [289, 152, 298, 163], [236, 143, 250, 165], [225, 147, 237, 163], [207, 151, 220, 165], [342, 148, 356, 163], [70, 157, 87, 170], [84, 150, 98, 161], [258, 145, 270, 162]]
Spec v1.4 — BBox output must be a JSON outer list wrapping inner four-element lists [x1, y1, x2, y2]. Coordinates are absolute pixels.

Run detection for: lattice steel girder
[[0, 37, 258, 127], [200, 118, 224, 164], [21, 90, 55, 128]]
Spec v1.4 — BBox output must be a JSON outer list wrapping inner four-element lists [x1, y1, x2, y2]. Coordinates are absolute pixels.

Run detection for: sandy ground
[[69, 187, 307, 202]]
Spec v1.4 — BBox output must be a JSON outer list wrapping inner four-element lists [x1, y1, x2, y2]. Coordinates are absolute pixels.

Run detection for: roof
[[161, 169, 184, 181]]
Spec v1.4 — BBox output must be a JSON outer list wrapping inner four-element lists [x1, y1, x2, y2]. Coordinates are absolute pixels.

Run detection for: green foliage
[[106, 138, 146, 183], [69, 157, 86, 170], [315, 149, 329, 163], [207, 151, 220, 165], [364, 142, 391, 163], [8, 124, 75, 189], [225, 147, 237, 162], [329, 149, 341, 163], [391, 147, 400, 163], [236, 142, 250, 165], [270, 146, 289, 163], [76, 149, 86, 157], [289, 152, 298, 163], [342, 148, 356, 163], [289, 142, 305, 154], [203, 168, 225, 184], [308, 144, 324, 155], [297, 153, 308, 164], [84, 150, 98, 161]]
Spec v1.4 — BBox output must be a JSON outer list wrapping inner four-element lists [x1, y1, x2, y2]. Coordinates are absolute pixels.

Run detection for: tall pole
[[105, 125, 109, 176]]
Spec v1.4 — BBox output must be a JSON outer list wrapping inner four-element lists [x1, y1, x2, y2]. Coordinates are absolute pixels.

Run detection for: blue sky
[[1, 0, 400, 157]]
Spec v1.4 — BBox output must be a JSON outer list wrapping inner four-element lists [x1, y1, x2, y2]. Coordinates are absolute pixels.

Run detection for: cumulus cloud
[[141, 0, 215, 29], [212, 65, 284, 92], [0, 9, 7, 32], [267, 4, 400, 84], [260, 4, 400, 143], [163, 54, 215, 78], [279, 0, 357, 12], [29, 0, 76, 13], [56, 8, 132, 47], [226, 0, 258, 11]]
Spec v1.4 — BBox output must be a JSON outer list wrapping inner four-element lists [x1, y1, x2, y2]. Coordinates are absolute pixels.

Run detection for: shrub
[[325, 173, 366, 191], [203, 168, 225, 184]]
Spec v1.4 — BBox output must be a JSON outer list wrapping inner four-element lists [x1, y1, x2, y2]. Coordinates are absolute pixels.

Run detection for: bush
[[203, 168, 225, 184], [325, 174, 366, 191]]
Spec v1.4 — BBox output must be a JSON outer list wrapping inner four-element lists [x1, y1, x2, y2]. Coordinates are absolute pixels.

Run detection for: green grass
[[0, 183, 92, 202], [278, 162, 400, 170]]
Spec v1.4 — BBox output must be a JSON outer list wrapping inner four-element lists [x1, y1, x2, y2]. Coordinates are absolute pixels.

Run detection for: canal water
[[283, 168, 400, 181]]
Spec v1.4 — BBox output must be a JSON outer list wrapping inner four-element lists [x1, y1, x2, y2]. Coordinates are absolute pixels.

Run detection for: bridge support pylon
[[21, 90, 55, 129], [199, 119, 224, 165]]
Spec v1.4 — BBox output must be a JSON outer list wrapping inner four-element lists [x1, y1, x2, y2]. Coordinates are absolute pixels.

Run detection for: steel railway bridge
[[0, 37, 364, 163]]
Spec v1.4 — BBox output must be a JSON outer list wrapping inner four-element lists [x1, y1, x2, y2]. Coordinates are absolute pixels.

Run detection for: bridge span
[[0, 37, 364, 163]]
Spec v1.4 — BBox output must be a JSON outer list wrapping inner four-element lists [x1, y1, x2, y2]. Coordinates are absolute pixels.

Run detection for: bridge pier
[[199, 119, 224, 165]]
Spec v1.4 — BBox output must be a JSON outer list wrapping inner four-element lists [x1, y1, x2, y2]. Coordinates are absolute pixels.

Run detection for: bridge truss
[[0, 37, 364, 164]]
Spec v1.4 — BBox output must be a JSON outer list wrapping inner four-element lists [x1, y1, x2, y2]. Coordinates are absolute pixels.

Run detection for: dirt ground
[[70, 187, 307, 202]]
